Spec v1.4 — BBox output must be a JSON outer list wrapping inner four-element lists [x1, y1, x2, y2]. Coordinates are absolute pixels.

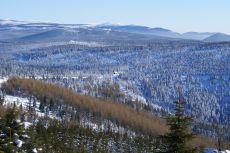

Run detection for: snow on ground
[[0, 77, 8, 87], [5, 95, 31, 109], [1, 77, 228, 151], [119, 83, 148, 105], [23, 122, 33, 129], [111, 73, 163, 110], [32, 148, 38, 153], [4, 95, 60, 120], [14, 139, 23, 148], [80, 119, 128, 135], [111, 73, 148, 105], [0, 77, 60, 120], [67, 40, 105, 47], [204, 148, 230, 153]]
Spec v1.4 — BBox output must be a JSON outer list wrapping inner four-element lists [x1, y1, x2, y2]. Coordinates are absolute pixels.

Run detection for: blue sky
[[1, 0, 230, 34]]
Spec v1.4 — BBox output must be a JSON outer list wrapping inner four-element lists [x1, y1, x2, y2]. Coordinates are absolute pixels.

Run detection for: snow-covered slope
[[204, 148, 230, 153], [0, 77, 7, 86], [0, 77, 59, 119]]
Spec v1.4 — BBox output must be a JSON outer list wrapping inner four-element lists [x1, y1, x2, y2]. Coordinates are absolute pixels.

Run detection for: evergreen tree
[[49, 98, 55, 111], [39, 96, 46, 112], [0, 94, 4, 105], [158, 98, 196, 153], [0, 107, 22, 152]]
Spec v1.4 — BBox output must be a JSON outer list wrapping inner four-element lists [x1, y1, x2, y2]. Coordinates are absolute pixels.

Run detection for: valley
[[0, 19, 230, 152]]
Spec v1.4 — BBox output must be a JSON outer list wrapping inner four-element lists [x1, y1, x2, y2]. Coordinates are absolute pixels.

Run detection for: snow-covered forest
[[0, 20, 230, 152]]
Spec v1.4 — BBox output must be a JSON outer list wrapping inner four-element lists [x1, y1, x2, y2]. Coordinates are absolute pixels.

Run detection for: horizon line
[[0, 18, 227, 35]]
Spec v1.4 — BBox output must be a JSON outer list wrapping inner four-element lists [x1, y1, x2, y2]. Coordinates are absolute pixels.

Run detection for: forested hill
[[0, 77, 220, 152], [2, 77, 167, 135]]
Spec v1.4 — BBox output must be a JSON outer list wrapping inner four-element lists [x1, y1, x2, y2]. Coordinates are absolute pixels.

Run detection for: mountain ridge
[[1, 19, 230, 42]]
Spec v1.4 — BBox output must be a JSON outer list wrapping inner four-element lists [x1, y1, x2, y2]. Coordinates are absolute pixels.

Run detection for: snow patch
[[14, 139, 23, 148], [4, 95, 30, 109], [4, 94, 60, 120], [0, 77, 8, 87], [32, 148, 38, 153], [205, 148, 230, 153], [68, 40, 105, 47], [23, 122, 33, 129]]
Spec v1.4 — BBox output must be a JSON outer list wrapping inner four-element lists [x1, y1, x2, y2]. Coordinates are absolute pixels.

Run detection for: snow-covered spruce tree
[[157, 98, 197, 153]]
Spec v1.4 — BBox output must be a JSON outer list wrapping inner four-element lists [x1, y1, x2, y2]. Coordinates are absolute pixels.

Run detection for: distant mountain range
[[1, 19, 230, 42], [96, 24, 211, 40], [96, 24, 230, 41]]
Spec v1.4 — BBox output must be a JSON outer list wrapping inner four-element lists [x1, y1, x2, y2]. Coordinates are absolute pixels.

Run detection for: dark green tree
[[0, 94, 4, 105], [158, 98, 196, 153], [49, 98, 55, 111], [39, 96, 46, 112], [0, 107, 23, 152]]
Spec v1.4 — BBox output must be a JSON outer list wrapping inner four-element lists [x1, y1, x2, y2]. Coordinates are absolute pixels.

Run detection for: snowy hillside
[[0, 19, 230, 151], [1, 77, 229, 152]]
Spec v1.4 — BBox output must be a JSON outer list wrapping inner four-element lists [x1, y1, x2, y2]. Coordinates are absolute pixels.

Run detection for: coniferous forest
[[1, 78, 229, 152], [0, 10, 230, 152]]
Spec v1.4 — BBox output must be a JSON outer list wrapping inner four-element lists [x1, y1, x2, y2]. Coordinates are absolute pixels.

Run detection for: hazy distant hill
[[1, 19, 229, 42], [19, 28, 174, 42], [204, 33, 230, 42], [182, 32, 215, 40], [97, 24, 217, 40]]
